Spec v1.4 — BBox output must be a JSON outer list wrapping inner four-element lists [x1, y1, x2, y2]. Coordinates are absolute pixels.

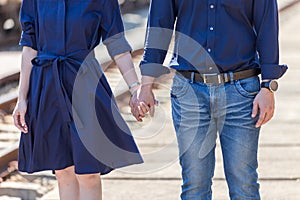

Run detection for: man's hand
[[139, 85, 156, 117], [251, 88, 275, 128], [129, 85, 156, 122]]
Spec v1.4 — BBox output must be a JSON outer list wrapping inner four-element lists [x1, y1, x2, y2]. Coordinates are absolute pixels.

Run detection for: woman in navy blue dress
[[12, 0, 143, 199]]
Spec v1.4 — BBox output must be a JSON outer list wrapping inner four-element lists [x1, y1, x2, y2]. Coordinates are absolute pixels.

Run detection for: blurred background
[[0, 0, 299, 199], [0, 0, 149, 50]]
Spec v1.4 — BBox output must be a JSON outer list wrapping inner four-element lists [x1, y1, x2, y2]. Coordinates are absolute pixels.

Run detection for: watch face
[[270, 80, 279, 92]]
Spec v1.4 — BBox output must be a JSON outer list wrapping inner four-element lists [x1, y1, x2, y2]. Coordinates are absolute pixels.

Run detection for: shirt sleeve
[[253, 0, 287, 80], [100, 0, 132, 59], [19, 0, 37, 50], [139, 0, 177, 78]]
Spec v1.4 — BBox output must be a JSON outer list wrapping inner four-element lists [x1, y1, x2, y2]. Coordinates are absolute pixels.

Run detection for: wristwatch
[[261, 80, 278, 92]]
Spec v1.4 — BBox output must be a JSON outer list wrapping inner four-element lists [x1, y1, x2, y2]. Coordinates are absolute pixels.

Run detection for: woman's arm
[[114, 52, 148, 122], [18, 46, 37, 100], [13, 46, 37, 133], [114, 52, 140, 95]]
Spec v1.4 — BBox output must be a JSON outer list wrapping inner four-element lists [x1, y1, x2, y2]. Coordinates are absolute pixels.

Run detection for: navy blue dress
[[18, 0, 143, 174]]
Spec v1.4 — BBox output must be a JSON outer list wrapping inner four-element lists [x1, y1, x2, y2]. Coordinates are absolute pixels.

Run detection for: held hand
[[251, 88, 275, 128], [12, 100, 28, 133], [129, 86, 156, 122], [138, 85, 156, 117], [130, 88, 143, 122]]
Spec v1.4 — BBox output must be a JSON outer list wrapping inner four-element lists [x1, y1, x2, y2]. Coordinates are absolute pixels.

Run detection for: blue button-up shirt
[[140, 0, 287, 79]]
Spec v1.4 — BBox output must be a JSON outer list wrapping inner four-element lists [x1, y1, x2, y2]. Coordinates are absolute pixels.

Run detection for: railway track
[[0, 71, 19, 180]]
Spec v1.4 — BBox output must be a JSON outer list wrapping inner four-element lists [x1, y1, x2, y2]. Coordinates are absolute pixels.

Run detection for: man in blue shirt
[[131, 0, 287, 199]]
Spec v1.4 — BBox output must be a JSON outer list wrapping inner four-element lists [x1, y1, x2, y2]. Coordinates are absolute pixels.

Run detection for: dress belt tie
[[31, 50, 94, 126]]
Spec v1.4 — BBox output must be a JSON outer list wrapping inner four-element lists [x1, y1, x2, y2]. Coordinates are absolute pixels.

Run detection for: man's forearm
[[141, 75, 155, 90]]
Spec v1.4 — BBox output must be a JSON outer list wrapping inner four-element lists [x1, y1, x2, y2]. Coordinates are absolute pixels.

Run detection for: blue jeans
[[171, 73, 261, 200]]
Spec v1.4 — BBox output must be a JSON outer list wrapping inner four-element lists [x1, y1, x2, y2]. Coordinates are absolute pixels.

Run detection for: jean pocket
[[171, 74, 190, 98], [220, 0, 241, 8], [234, 76, 260, 98]]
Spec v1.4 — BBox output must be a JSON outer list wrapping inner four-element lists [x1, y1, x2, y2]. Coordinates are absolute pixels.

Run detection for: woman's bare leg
[[55, 166, 79, 200], [76, 173, 102, 200]]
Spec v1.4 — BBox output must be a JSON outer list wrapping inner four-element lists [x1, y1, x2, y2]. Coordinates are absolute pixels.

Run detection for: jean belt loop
[[229, 71, 234, 84], [190, 72, 195, 84]]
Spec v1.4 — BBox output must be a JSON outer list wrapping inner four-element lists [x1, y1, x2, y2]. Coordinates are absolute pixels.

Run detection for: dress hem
[[18, 159, 143, 175]]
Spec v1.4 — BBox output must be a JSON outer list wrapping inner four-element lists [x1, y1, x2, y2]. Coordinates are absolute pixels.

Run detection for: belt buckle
[[202, 73, 223, 84]]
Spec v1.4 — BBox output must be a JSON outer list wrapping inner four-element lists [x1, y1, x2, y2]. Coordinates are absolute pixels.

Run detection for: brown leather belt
[[176, 68, 261, 84]]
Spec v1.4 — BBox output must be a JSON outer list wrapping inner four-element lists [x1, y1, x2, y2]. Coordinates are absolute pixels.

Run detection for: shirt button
[[210, 4, 215, 9], [210, 27, 214, 31], [208, 48, 212, 53]]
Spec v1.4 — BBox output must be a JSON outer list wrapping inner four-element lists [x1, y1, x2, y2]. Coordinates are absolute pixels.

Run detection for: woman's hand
[[13, 100, 28, 133], [130, 88, 144, 122]]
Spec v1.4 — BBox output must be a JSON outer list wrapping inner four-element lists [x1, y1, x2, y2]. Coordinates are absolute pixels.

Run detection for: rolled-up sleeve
[[19, 0, 37, 50], [140, 0, 177, 78], [253, 0, 288, 80], [100, 0, 132, 59]]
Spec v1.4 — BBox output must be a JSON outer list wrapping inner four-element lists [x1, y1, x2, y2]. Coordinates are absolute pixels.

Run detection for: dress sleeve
[[253, 0, 287, 80], [19, 0, 37, 50], [100, 0, 132, 59]]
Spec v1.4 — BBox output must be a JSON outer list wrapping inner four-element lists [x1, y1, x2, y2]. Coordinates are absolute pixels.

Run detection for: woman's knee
[[55, 166, 76, 182], [76, 174, 101, 187]]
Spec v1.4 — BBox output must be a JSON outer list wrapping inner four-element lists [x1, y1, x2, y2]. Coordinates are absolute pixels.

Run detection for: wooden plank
[[0, 142, 19, 171], [0, 90, 18, 111]]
